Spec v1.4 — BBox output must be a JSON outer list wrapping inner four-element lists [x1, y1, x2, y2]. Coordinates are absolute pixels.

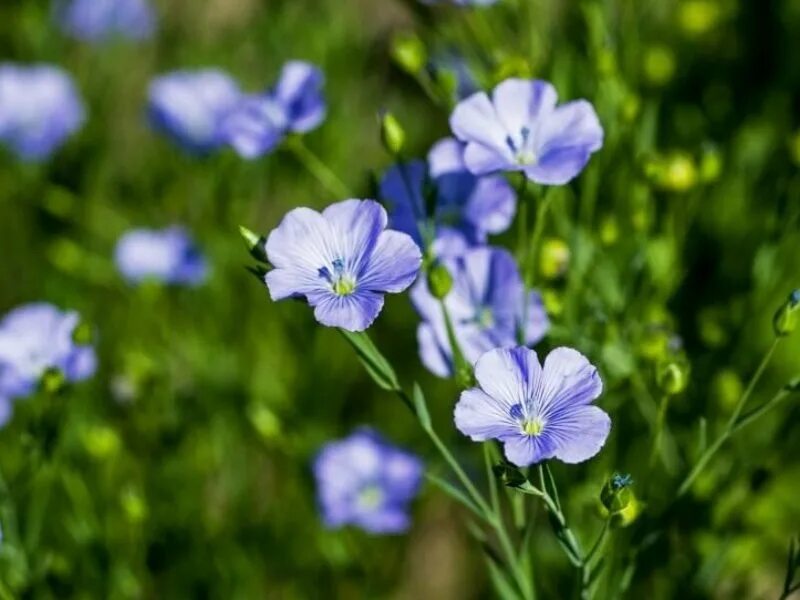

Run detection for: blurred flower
[[412, 247, 548, 378], [380, 138, 516, 254], [224, 61, 325, 159], [449, 78, 603, 184], [148, 69, 241, 155], [0, 303, 96, 422], [115, 227, 208, 285], [429, 54, 479, 100], [313, 428, 423, 534], [264, 199, 421, 332], [0, 64, 85, 161], [455, 346, 609, 466], [55, 0, 155, 43]]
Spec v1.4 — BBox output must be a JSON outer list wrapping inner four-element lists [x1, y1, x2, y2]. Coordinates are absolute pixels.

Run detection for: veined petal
[[463, 142, 514, 175], [311, 289, 384, 332], [265, 206, 335, 270], [538, 100, 603, 155], [524, 146, 592, 185], [428, 137, 466, 177], [522, 290, 549, 346], [473, 347, 541, 410], [464, 174, 516, 236], [454, 388, 519, 441], [360, 230, 422, 293], [537, 347, 603, 418], [492, 79, 557, 142], [417, 322, 452, 378], [547, 405, 611, 464], [322, 199, 386, 277], [503, 433, 557, 467], [449, 91, 509, 155]]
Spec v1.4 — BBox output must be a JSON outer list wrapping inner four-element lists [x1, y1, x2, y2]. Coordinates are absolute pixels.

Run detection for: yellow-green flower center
[[333, 276, 356, 296], [357, 485, 384, 509], [522, 418, 544, 436]]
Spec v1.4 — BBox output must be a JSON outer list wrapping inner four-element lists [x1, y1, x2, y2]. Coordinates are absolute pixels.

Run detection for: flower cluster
[[0, 304, 96, 425], [148, 61, 325, 158], [313, 429, 423, 533]]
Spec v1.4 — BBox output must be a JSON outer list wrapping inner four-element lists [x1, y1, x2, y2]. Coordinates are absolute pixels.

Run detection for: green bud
[[699, 145, 723, 183], [427, 262, 453, 300], [379, 111, 406, 156], [656, 360, 689, 395], [600, 473, 634, 514], [71, 321, 93, 346], [712, 369, 743, 412], [539, 238, 570, 280], [82, 424, 121, 459], [599, 216, 619, 246], [390, 32, 427, 75], [121, 486, 147, 523], [248, 403, 282, 440], [773, 290, 800, 337], [643, 45, 676, 87], [541, 289, 564, 318], [659, 153, 698, 192], [679, 0, 722, 37], [492, 462, 527, 488], [239, 225, 268, 263], [41, 367, 66, 395]]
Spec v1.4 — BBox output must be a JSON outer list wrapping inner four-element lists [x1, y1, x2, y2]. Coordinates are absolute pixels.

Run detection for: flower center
[[477, 306, 494, 328], [320, 257, 357, 296], [357, 485, 384, 510], [522, 417, 544, 436], [506, 126, 538, 166]]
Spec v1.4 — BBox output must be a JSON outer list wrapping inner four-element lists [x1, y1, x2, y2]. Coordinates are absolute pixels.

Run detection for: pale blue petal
[[454, 387, 519, 441], [310, 289, 384, 332], [359, 230, 421, 293], [492, 78, 557, 142], [546, 405, 611, 464]]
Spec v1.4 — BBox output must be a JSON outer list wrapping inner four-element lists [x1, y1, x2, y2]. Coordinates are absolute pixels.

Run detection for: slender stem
[[286, 137, 351, 198], [677, 339, 781, 497], [516, 176, 530, 263], [484, 443, 500, 516], [524, 188, 554, 287], [439, 298, 471, 384], [649, 394, 671, 467]]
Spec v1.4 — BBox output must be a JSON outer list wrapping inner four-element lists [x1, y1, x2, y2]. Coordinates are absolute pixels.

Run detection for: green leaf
[[425, 472, 482, 519], [339, 330, 400, 392], [486, 557, 522, 600], [412, 383, 431, 430]]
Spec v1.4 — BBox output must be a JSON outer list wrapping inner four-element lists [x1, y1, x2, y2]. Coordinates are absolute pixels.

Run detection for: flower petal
[[473, 346, 542, 411], [359, 230, 421, 293], [449, 91, 509, 156], [537, 347, 603, 418], [547, 405, 611, 464], [522, 290, 549, 346], [524, 146, 593, 185], [380, 161, 427, 244], [464, 174, 516, 236], [538, 100, 603, 155], [463, 142, 513, 175], [503, 433, 558, 466], [417, 322, 452, 378], [322, 199, 387, 277], [492, 78, 557, 141], [310, 289, 384, 332], [428, 137, 466, 176], [273, 61, 326, 133], [454, 387, 519, 441]]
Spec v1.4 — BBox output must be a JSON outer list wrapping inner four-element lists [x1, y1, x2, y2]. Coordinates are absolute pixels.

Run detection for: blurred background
[[0, 0, 798, 597]]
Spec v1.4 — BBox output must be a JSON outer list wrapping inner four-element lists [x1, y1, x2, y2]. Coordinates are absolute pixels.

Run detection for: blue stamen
[[505, 135, 516, 153], [509, 403, 524, 420], [318, 266, 332, 282], [332, 258, 345, 275], [611, 473, 633, 490], [520, 126, 530, 144]]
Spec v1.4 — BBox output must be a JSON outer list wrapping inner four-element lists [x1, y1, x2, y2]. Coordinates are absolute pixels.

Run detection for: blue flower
[[380, 137, 516, 254], [148, 70, 241, 155], [55, 0, 155, 42], [115, 227, 208, 285], [313, 429, 423, 534], [412, 246, 548, 378], [265, 199, 422, 332], [224, 61, 325, 159], [0, 64, 85, 161], [0, 303, 97, 423], [454, 346, 610, 466], [450, 78, 603, 184]]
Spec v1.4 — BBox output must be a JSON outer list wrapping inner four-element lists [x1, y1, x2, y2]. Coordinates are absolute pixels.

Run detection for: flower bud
[[773, 290, 800, 337], [427, 262, 453, 300], [539, 238, 570, 280], [600, 473, 634, 514], [642, 45, 676, 87], [679, 0, 722, 37], [391, 32, 427, 75], [121, 486, 147, 523], [660, 153, 698, 192], [600, 216, 619, 246], [656, 359, 689, 395], [712, 369, 743, 412], [41, 367, 66, 394], [541, 289, 564, 318], [82, 424, 121, 460], [379, 111, 406, 156], [699, 145, 723, 183], [71, 320, 94, 346], [239, 225, 268, 263]]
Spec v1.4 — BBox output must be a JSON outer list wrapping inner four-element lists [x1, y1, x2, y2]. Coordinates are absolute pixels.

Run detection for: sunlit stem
[[285, 136, 351, 199], [678, 338, 780, 497]]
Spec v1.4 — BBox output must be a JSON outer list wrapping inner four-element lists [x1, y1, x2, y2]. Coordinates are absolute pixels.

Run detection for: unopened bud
[[71, 321, 94, 346], [660, 153, 698, 192], [379, 111, 406, 156], [699, 145, 723, 183], [82, 424, 121, 459], [41, 367, 66, 394], [600, 473, 634, 514], [539, 238, 570, 280], [391, 32, 427, 75], [642, 45, 676, 86], [600, 216, 619, 246], [427, 262, 453, 300], [773, 290, 800, 337], [656, 360, 689, 395], [239, 225, 268, 263]]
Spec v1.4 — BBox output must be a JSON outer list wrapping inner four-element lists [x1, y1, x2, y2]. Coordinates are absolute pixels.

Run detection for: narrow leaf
[[412, 383, 431, 430], [339, 330, 399, 391], [425, 472, 483, 520]]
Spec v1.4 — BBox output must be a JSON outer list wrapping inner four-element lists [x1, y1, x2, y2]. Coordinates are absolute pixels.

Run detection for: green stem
[[516, 176, 529, 264], [649, 394, 671, 467], [524, 188, 554, 287], [286, 137, 351, 198], [677, 338, 780, 497]]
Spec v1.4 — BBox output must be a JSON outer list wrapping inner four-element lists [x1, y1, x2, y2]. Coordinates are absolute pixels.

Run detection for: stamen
[[522, 417, 544, 436]]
